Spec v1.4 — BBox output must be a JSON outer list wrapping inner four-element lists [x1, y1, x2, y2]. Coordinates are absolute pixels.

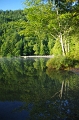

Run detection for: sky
[[0, 0, 25, 11]]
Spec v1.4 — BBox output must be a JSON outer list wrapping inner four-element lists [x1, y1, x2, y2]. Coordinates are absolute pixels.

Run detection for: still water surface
[[0, 57, 79, 120]]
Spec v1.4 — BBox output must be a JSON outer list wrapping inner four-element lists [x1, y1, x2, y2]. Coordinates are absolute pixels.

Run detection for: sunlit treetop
[[24, 0, 78, 9]]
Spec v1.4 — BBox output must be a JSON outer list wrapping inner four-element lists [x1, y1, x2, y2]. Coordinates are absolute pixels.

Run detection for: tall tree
[[23, 0, 73, 56]]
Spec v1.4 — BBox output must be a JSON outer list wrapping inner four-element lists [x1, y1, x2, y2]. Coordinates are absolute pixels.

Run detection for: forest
[[0, 0, 79, 61]]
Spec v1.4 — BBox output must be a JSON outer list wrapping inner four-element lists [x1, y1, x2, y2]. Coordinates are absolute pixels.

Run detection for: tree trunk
[[59, 33, 65, 56], [68, 41, 69, 53]]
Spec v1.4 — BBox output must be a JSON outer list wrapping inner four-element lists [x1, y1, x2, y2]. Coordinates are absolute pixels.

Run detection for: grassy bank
[[46, 56, 79, 70]]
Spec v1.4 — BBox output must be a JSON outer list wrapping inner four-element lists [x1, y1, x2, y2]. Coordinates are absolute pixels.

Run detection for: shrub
[[46, 56, 79, 70]]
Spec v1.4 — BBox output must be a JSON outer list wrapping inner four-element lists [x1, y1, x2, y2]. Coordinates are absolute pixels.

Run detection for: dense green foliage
[[46, 56, 79, 70], [0, 0, 79, 58]]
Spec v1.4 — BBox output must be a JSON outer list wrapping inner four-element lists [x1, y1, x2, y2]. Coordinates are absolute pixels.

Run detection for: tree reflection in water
[[0, 57, 79, 119]]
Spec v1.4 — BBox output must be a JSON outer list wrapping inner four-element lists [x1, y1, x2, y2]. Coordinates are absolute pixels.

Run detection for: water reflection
[[0, 101, 29, 120], [0, 57, 79, 119]]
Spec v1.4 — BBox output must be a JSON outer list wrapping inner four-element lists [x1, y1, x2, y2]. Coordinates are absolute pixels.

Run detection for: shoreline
[[69, 68, 79, 76], [21, 55, 54, 58]]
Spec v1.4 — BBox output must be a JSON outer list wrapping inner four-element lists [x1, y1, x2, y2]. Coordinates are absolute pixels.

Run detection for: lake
[[0, 57, 79, 120]]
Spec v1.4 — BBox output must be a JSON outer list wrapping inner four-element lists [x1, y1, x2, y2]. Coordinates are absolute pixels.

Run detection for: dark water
[[0, 57, 79, 120]]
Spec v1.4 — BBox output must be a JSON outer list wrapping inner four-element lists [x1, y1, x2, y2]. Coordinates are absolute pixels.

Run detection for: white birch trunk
[[59, 33, 65, 56], [68, 41, 69, 53]]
